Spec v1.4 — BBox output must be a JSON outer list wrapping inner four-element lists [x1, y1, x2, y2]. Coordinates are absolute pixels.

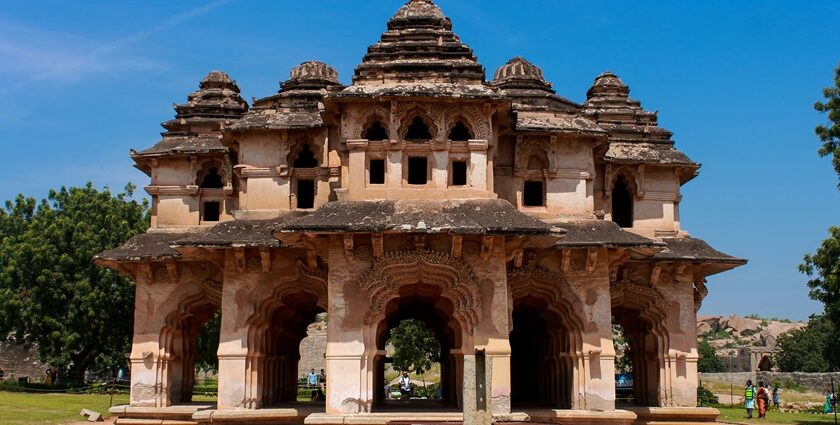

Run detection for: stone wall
[[701, 372, 840, 393], [297, 322, 326, 379], [0, 338, 45, 381]]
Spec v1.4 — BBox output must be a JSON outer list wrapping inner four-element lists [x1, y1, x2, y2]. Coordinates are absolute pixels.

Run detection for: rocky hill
[[697, 315, 805, 369]]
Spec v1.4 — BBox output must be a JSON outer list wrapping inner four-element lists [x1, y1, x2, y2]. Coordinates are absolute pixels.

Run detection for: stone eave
[[274, 199, 565, 238], [550, 220, 664, 250], [171, 214, 307, 249]]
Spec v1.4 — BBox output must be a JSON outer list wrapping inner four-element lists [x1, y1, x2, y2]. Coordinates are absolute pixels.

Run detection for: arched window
[[199, 167, 224, 189], [405, 116, 432, 140], [448, 121, 473, 141], [293, 145, 318, 168], [364, 121, 389, 141], [612, 176, 634, 228], [527, 154, 548, 171]]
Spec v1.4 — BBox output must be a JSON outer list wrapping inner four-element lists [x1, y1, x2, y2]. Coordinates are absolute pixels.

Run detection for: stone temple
[[96, 1, 745, 424]]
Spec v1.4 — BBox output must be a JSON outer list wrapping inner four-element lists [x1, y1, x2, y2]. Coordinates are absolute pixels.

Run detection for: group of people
[[306, 368, 327, 402], [744, 380, 779, 419]]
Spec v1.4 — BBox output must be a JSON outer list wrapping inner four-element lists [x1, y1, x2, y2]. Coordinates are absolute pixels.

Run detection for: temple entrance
[[612, 306, 662, 406], [250, 290, 326, 408], [161, 299, 220, 406], [373, 284, 462, 411], [510, 296, 573, 409]]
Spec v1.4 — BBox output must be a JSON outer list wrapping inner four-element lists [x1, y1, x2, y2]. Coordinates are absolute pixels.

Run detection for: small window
[[523, 181, 544, 207], [297, 180, 315, 209], [405, 116, 432, 140], [408, 157, 428, 185], [200, 167, 224, 189], [293, 145, 318, 168], [364, 121, 389, 141], [370, 159, 385, 184], [612, 177, 633, 228], [448, 121, 473, 141], [203, 201, 221, 222], [451, 161, 467, 186]]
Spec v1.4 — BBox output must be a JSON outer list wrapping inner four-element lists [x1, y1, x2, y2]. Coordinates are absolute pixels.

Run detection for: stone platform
[[108, 406, 718, 425]]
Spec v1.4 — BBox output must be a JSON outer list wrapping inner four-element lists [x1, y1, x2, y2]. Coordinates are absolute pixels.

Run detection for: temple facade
[[96, 1, 745, 424]]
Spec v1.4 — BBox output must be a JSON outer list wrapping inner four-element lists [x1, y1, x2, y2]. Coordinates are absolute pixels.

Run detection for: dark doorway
[[451, 161, 467, 186], [293, 145, 318, 168], [297, 180, 315, 209], [612, 177, 633, 228], [406, 117, 432, 140], [448, 121, 472, 141], [523, 181, 544, 207], [510, 301, 571, 408], [408, 157, 429, 185], [612, 307, 660, 406], [370, 159, 386, 184], [200, 167, 224, 189], [365, 121, 389, 141], [203, 201, 221, 222]]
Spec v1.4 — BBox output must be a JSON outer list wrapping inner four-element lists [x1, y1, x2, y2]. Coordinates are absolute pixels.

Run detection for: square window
[[523, 181, 544, 207], [297, 180, 315, 209], [408, 157, 428, 185], [452, 161, 467, 186], [203, 201, 221, 222], [370, 159, 385, 184]]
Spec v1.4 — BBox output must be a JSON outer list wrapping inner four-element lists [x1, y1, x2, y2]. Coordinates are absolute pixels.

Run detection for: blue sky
[[1, 0, 838, 321]]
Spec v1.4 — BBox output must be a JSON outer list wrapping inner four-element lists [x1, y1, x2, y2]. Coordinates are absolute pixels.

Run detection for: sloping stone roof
[[350, 0, 485, 85], [173, 214, 306, 248], [275, 199, 564, 236], [95, 231, 194, 262], [135, 135, 225, 156], [653, 237, 747, 264], [552, 220, 663, 248], [515, 111, 606, 136]]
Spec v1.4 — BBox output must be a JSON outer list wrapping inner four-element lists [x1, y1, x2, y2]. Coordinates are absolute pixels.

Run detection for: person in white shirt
[[399, 371, 412, 400]]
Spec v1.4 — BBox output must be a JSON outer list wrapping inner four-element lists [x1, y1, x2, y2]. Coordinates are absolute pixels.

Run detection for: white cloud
[[0, 0, 234, 94]]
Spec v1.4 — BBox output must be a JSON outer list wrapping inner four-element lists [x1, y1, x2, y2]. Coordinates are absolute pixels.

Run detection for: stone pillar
[[216, 259, 252, 410], [469, 140, 488, 191]]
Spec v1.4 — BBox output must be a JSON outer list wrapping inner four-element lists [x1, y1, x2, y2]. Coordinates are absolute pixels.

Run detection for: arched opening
[[250, 290, 327, 407], [448, 121, 473, 141], [757, 355, 773, 372], [293, 145, 319, 168], [510, 297, 573, 408], [161, 300, 220, 406], [612, 306, 662, 406], [373, 284, 462, 411], [612, 176, 634, 228], [199, 167, 224, 189], [405, 116, 432, 141], [364, 121, 389, 141]]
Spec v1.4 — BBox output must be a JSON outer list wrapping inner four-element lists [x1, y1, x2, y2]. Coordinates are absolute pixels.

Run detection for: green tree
[[0, 183, 149, 380], [774, 315, 840, 372], [195, 312, 221, 374], [387, 319, 440, 375], [800, 227, 840, 328], [815, 64, 840, 184], [697, 339, 725, 373]]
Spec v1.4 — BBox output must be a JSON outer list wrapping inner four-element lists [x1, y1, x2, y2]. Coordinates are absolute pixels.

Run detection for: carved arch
[[358, 105, 391, 140], [507, 265, 585, 329], [610, 279, 669, 328], [398, 106, 439, 140], [516, 138, 551, 171], [192, 158, 232, 188], [443, 106, 491, 140], [358, 250, 481, 334], [607, 166, 641, 200], [288, 136, 323, 168]]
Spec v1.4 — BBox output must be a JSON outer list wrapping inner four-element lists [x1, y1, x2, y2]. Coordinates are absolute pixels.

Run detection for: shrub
[[697, 384, 719, 406]]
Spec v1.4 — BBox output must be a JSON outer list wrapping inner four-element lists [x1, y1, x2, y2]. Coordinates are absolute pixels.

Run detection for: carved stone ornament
[[358, 250, 481, 333], [507, 264, 585, 327], [610, 278, 669, 327]]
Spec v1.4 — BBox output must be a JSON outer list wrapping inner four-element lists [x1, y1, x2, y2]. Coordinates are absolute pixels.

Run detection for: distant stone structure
[[697, 315, 805, 372], [0, 337, 44, 382], [297, 322, 326, 380], [96, 1, 745, 424]]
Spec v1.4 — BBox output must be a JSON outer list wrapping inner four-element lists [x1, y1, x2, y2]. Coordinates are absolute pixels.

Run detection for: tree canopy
[[0, 183, 149, 380], [814, 64, 840, 184], [697, 339, 725, 373], [387, 319, 440, 375], [774, 315, 840, 372]]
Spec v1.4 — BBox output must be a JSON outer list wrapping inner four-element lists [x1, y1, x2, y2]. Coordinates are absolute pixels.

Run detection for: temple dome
[[170, 70, 247, 123], [491, 57, 553, 92], [586, 71, 630, 99], [281, 61, 341, 91], [351, 0, 485, 85]]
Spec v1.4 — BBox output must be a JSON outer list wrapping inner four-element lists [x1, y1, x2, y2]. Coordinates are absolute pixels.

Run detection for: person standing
[[756, 381, 769, 419], [307, 368, 319, 388], [745, 379, 757, 419], [399, 371, 412, 400], [772, 386, 780, 410]]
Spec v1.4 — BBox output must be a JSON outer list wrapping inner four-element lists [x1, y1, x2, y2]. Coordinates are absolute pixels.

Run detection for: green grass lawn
[[0, 391, 129, 425], [717, 406, 839, 424]]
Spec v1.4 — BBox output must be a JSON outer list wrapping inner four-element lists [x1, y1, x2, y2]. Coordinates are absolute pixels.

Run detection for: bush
[[697, 384, 719, 407]]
